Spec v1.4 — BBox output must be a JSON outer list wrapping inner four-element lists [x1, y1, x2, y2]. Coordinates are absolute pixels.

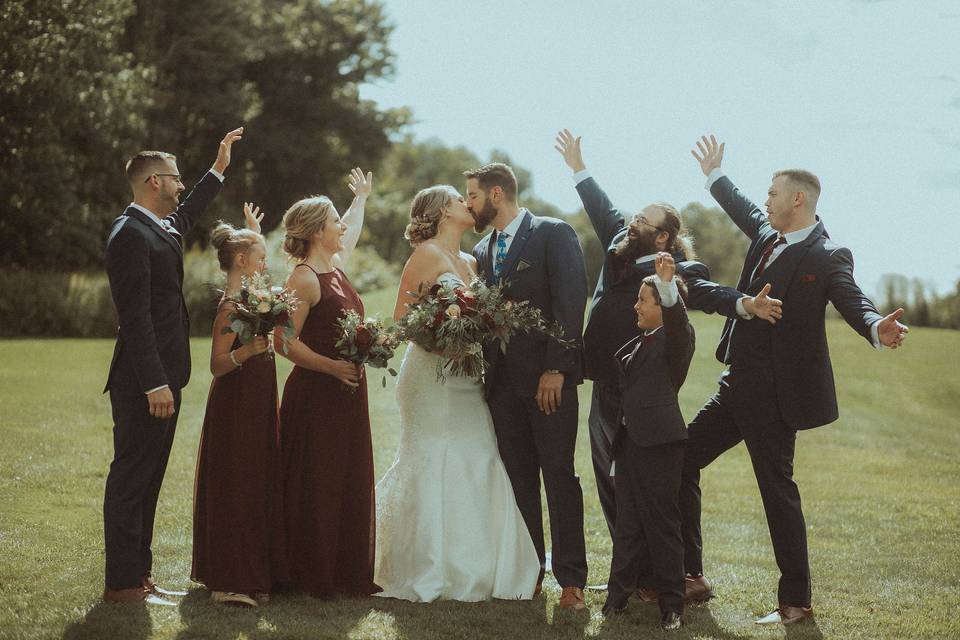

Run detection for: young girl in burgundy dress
[[192, 204, 287, 607]]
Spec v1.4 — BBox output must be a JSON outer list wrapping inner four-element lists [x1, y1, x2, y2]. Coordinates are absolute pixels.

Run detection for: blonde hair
[[405, 185, 457, 246], [209, 222, 263, 271], [282, 195, 335, 259]]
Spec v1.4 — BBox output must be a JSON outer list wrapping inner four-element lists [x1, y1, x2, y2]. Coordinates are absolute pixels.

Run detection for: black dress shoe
[[601, 596, 627, 617], [660, 611, 682, 630]]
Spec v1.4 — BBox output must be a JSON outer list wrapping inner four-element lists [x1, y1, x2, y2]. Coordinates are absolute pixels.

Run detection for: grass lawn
[[1, 286, 959, 639]]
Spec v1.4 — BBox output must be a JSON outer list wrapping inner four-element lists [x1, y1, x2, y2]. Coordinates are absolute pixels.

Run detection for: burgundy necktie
[[754, 235, 787, 278]]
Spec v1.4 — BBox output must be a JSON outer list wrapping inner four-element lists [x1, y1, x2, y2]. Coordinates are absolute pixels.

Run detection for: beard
[[471, 199, 498, 233], [611, 227, 659, 268]]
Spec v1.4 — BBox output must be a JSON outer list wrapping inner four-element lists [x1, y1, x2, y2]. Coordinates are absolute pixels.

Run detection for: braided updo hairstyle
[[404, 185, 457, 246], [282, 196, 335, 260], [209, 222, 263, 271]]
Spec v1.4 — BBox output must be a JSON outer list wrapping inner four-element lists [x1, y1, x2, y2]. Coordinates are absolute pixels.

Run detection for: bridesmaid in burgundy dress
[[276, 168, 379, 597], [192, 204, 287, 607]]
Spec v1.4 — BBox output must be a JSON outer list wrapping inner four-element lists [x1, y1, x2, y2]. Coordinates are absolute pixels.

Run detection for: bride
[[374, 185, 540, 602]]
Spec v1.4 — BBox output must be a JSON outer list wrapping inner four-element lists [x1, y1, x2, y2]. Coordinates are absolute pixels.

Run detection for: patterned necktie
[[754, 235, 787, 279], [493, 232, 509, 278]]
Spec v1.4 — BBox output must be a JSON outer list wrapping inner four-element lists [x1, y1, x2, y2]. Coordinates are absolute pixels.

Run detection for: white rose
[[257, 301, 271, 313], [445, 304, 461, 319]]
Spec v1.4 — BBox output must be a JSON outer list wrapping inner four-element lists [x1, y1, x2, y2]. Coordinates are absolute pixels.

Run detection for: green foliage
[[1, 0, 405, 270], [0, 0, 153, 270], [680, 201, 748, 286]]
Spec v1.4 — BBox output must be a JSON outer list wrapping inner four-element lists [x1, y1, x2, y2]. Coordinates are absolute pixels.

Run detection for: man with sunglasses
[[554, 130, 780, 602], [102, 127, 243, 604]]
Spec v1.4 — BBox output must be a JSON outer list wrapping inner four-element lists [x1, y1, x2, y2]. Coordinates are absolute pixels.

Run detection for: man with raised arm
[[683, 135, 908, 625], [103, 128, 243, 604]]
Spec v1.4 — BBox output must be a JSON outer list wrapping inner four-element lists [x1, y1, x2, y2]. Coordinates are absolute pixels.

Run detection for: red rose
[[355, 325, 374, 352], [274, 311, 289, 325], [455, 289, 478, 314]]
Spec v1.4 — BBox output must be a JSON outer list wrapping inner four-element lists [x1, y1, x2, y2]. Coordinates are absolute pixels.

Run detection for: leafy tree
[[0, 0, 152, 269]]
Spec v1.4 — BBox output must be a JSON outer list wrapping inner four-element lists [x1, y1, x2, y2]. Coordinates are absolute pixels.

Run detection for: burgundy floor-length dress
[[279, 265, 378, 597], [192, 323, 288, 594]]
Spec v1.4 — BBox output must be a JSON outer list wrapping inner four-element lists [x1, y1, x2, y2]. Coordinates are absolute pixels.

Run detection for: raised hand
[[655, 252, 676, 283], [691, 134, 724, 176], [554, 129, 586, 173], [212, 127, 244, 174], [877, 308, 909, 349], [243, 202, 264, 232], [348, 167, 374, 199], [742, 283, 783, 324]]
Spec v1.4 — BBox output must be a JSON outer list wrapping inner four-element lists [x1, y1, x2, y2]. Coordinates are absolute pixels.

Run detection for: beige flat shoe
[[211, 591, 257, 607]]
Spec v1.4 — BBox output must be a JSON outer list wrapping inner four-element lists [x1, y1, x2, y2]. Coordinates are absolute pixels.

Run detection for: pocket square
[[516, 260, 532, 271], [800, 274, 816, 282]]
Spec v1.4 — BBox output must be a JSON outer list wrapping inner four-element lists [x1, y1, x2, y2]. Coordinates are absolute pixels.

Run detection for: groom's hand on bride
[[554, 129, 586, 173], [147, 387, 176, 420], [537, 371, 565, 415], [212, 127, 244, 175]]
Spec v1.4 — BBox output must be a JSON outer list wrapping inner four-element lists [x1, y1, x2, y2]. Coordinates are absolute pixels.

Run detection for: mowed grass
[[1, 286, 959, 639]]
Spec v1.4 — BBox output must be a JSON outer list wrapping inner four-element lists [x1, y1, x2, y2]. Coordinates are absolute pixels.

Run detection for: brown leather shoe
[[755, 604, 814, 625], [103, 586, 147, 603], [635, 587, 659, 603], [684, 575, 714, 602], [558, 586, 587, 611]]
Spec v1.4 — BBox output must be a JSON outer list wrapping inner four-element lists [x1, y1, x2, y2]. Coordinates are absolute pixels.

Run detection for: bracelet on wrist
[[229, 350, 242, 368]]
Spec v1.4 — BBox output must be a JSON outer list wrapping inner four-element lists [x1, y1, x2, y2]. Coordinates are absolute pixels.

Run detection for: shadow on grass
[[61, 601, 151, 640], [594, 602, 754, 639]]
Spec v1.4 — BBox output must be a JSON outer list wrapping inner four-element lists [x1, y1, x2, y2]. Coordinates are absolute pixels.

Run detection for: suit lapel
[[497, 210, 533, 282], [125, 207, 183, 258]]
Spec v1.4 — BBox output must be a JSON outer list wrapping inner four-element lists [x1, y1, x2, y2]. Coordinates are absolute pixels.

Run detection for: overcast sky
[[361, 0, 960, 296]]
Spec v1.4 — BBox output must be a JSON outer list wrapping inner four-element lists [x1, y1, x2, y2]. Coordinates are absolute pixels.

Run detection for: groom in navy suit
[[683, 135, 908, 625], [468, 162, 590, 610], [102, 128, 242, 603]]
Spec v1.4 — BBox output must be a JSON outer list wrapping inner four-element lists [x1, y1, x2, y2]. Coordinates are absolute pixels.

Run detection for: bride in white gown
[[374, 185, 540, 602]]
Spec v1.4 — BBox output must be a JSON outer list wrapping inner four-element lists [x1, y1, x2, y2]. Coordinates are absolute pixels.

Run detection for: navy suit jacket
[[104, 172, 221, 394], [615, 299, 695, 448], [703, 175, 883, 430], [472, 210, 588, 398]]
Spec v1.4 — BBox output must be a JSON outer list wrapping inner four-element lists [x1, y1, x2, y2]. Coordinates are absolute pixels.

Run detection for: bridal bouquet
[[221, 272, 299, 354], [335, 310, 401, 387], [397, 277, 571, 382]]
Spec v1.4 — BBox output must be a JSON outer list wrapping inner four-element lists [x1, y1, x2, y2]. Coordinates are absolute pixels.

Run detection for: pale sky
[[361, 0, 960, 296]]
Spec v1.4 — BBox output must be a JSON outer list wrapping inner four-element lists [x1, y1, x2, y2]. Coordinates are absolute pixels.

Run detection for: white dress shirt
[[493, 208, 528, 257]]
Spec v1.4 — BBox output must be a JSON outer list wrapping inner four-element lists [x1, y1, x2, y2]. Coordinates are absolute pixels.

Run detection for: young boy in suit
[[602, 252, 695, 631]]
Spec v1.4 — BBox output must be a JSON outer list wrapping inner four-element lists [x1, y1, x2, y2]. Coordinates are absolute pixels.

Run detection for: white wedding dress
[[374, 272, 540, 602]]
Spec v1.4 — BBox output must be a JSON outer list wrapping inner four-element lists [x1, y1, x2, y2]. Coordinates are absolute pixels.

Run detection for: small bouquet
[[335, 310, 402, 388], [397, 277, 570, 382], [221, 271, 299, 354]]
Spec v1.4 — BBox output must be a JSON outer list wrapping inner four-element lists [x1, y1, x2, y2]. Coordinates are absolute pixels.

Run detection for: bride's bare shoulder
[[402, 242, 444, 278]]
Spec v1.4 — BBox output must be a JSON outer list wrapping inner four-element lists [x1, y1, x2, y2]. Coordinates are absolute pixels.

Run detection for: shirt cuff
[[145, 384, 169, 395], [705, 167, 726, 190], [655, 278, 679, 307], [208, 168, 225, 182], [870, 320, 883, 351], [736, 296, 754, 319], [572, 169, 591, 186]]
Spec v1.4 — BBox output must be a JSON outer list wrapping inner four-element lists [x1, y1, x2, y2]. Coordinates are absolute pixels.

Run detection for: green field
[[2, 287, 959, 639]]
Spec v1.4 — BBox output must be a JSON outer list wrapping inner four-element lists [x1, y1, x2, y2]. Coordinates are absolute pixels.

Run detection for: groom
[[102, 127, 242, 603], [468, 162, 590, 610]]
